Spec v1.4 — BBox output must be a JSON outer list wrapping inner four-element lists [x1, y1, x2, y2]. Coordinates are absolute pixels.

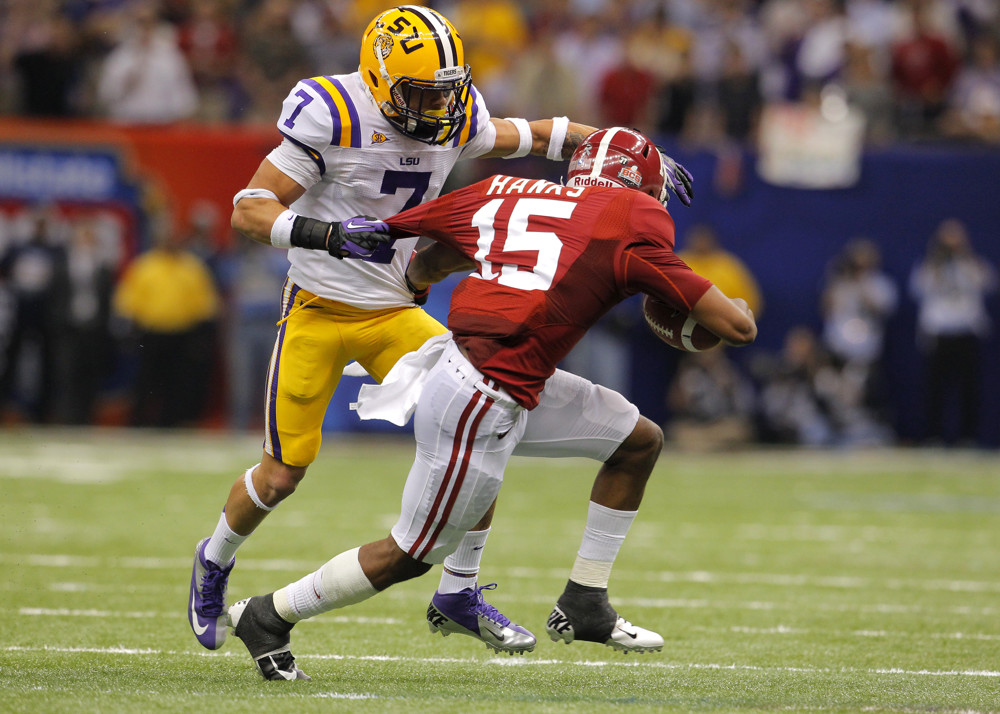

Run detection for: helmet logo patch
[[618, 165, 642, 189], [374, 34, 393, 60], [435, 66, 465, 82], [371, 131, 390, 144]]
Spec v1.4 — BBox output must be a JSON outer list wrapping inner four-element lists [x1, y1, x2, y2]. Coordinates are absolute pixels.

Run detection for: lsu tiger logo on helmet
[[359, 5, 472, 145], [373, 34, 393, 60]]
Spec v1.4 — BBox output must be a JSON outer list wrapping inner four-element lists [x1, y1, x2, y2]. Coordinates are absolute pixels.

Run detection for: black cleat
[[545, 580, 664, 653], [229, 595, 311, 681]]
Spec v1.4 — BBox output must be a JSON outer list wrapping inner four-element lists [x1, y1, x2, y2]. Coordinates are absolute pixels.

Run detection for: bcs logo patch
[[618, 165, 642, 189], [371, 131, 390, 144]]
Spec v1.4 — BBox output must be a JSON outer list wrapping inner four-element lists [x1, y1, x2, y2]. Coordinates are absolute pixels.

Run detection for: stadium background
[[0, 0, 998, 446]]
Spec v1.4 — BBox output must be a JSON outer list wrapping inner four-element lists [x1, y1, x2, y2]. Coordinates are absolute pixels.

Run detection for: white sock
[[437, 528, 490, 594], [204, 511, 246, 566], [273, 547, 377, 623], [570, 501, 637, 588]]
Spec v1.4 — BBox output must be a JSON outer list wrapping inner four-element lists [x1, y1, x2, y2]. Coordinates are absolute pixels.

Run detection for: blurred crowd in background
[[0, 0, 998, 448], [1, 196, 994, 450], [0, 0, 998, 144]]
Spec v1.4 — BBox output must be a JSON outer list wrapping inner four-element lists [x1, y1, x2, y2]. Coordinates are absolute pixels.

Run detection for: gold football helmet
[[359, 5, 472, 145]]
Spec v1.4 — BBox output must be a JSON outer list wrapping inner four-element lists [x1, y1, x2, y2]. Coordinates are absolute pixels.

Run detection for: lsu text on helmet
[[566, 128, 670, 205], [359, 5, 472, 145]]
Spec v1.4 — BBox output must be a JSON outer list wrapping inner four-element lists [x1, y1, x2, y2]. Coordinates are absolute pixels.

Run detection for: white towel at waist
[[349, 332, 452, 426]]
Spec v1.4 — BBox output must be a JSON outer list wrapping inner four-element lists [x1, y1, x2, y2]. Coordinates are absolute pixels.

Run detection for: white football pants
[[390, 339, 639, 563]]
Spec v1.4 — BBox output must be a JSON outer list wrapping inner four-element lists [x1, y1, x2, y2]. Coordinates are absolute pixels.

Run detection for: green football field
[[1, 428, 997, 713]]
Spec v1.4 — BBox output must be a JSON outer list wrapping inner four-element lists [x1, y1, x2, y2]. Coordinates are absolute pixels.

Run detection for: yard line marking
[[505, 566, 1000, 594], [694, 625, 1000, 642], [17, 608, 997, 643], [281, 693, 380, 700], [7, 553, 999, 594], [15, 608, 401, 625], [507, 594, 997, 618], [20, 608, 159, 618], [5, 645, 998, 678]]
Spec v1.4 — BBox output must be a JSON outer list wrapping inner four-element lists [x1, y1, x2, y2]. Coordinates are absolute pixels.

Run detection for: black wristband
[[404, 271, 430, 305], [290, 216, 334, 251], [404, 271, 423, 294]]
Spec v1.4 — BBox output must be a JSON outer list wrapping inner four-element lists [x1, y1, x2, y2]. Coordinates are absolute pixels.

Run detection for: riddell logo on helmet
[[570, 176, 619, 187]]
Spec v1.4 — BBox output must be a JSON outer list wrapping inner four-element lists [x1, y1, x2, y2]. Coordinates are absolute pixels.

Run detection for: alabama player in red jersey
[[227, 128, 756, 680]]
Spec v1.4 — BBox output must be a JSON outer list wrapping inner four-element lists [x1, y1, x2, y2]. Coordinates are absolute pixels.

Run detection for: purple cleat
[[426, 583, 536, 655], [188, 538, 234, 650]]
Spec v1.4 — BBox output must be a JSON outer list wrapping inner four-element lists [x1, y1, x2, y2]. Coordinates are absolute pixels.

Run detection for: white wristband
[[503, 117, 532, 159], [233, 187, 279, 206], [270, 209, 297, 248], [547, 116, 569, 161]]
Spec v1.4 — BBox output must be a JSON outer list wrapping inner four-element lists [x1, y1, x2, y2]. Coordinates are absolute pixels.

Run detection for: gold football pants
[[264, 280, 447, 466]]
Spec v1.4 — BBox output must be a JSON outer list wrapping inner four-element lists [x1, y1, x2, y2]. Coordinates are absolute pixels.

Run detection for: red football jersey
[[388, 175, 712, 408]]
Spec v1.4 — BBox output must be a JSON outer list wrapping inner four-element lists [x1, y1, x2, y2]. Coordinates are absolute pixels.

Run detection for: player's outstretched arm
[[690, 286, 757, 347], [484, 117, 597, 161]]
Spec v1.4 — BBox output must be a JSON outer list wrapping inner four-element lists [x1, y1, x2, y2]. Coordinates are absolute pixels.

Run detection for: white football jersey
[[266, 71, 495, 308]]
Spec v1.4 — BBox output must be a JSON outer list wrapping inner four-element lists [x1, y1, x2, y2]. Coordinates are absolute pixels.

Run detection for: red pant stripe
[[408, 388, 486, 558], [416, 392, 495, 560]]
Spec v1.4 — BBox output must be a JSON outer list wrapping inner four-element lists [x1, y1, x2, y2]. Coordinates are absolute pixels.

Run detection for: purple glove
[[658, 148, 694, 207], [332, 215, 391, 259]]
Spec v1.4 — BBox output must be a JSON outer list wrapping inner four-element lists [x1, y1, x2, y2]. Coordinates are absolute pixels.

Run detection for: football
[[642, 295, 721, 352]]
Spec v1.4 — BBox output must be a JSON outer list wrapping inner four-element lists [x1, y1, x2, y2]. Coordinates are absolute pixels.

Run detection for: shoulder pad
[[277, 77, 364, 151], [448, 85, 492, 148]]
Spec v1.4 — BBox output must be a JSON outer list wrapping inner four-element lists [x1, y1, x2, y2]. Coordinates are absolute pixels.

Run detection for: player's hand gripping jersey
[[387, 175, 713, 408], [268, 71, 495, 308]]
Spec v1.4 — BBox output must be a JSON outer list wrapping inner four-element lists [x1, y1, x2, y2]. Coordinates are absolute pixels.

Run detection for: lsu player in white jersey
[[187, 4, 597, 662]]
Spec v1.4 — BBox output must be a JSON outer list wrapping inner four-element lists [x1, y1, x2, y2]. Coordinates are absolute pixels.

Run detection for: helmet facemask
[[384, 66, 472, 144]]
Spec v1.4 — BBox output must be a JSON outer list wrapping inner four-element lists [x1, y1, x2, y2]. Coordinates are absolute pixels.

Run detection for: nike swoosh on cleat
[[273, 668, 296, 681], [620, 628, 638, 639], [190, 593, 209, 636], [479, 618, 506, 642], [472, 545, 484, 551]]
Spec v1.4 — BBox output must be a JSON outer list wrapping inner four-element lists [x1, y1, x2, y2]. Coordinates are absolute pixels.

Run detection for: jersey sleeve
[[620, 195, 713, 311], [275, 81, 330, 157], [265, 138, 321, 191], [275, 76, 365, 175], [453, 85, 495, 158]]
